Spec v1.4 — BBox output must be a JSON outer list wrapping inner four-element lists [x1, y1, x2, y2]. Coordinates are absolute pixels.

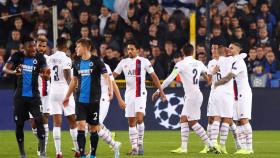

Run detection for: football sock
[[53, 127, 61, 155], [192, 123, 210, 146], [98, 127, 116, 147], [77, 130, 86, 156], [230, 123, 241, 149], [16, 124, 25, 156], [220, 123, 230, 145], [129, 126, 138, 150], [137, 123, 145, 147], [90, 132, 99, 156], [180, 122, 189, 149], [44, 124, 49, 151], [210, 121, 220, 145], [70, 128, 79, 152], [243, 123, 253, 150]]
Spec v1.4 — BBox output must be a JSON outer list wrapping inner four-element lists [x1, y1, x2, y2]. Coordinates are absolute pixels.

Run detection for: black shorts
[[14, 97, 43, 124], [76, 101, 100, 125]]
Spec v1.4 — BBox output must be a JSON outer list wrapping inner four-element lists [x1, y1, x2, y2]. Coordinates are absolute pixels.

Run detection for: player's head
[[76, 38, 92, 56], [211, 44, 219, 59], [24, 37, 36, 57], [126, 40, 139, 58], [217, 45, 226, 56], [36, 36, 48, 54], [229, 42, 242, 55], [181, 43, 194, 57], [56, 37, 68, 52]]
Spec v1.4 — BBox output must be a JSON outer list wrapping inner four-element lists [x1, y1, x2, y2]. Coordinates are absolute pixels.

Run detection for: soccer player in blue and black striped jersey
[[3, 38, 50, 158], [63, 38, 121, 158]]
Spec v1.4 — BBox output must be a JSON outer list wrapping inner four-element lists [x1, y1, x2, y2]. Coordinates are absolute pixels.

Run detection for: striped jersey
[[114, 56, 154, 97]]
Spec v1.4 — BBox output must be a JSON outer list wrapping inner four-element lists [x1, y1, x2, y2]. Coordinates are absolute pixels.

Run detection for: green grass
[[0, 130, 279, 158]]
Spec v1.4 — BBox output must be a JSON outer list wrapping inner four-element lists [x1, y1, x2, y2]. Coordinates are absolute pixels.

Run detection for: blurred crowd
[[0, 0, 280, 88]]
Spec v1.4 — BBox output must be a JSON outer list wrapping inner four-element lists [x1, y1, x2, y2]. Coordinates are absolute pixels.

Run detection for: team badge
[[89, 62, 93, 66], [33, 59, 37, 64]]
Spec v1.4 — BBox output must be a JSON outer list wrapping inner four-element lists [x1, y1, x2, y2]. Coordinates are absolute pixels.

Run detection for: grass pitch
[[0, 130, 279, 158]]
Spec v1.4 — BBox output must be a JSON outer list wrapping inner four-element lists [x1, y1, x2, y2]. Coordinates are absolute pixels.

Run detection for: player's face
[[211, 45, 219, 58], [37, 41, 47, 54], [76, 43, 86, 56], [127, 44, 137, 58], [229, 44, 240, 56], [25, 41, 36, 57]]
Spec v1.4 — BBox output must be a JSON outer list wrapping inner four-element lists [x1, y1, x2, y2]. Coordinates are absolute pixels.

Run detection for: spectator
[[60, 8, 75, 30], [90, 25, 102, 50], [246, 47, 260, 74], [257, 28, 272, 47], [263, 51, 280, 75], [72, 10, 91, 42], [0, 9, 10, 46], [98, 42, 108, 59], [211, 25, 227, 46], [211, 0, 227, 15], [6, 29, 21, 58], [257, 2, 277, 36], [103, 29, 120, 52], [103, 47, 119, 71], [149, 45, 165, 79], [250, 63, 270, 87], [165, 21, 185, 49], [231, 27, 248, 52], [158, 41, 177, 78], [99, 6, 111, 35], [256, 46, 266, 63], [197, 26, 206, 44], [0, 55, 4, 80], [197, 52, 207, 65]]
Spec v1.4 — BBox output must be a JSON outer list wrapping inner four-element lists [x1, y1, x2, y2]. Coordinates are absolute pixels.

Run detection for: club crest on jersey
[[89, 62, 94, 66], [33, 59, 37, 64]]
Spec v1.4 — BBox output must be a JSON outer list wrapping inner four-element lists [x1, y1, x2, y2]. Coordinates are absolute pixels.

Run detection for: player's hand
[[159, 91, 167, 102], [152, 91, 160, 101], [118, 99, 126, 109], [15, 64, 22, 76], [213, 65, 220, 74], [63, 97, 69, 107]]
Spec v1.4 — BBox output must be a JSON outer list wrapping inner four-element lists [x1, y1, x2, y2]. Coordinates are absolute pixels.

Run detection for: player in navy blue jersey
[[63, 38, 121, 158], [3, 38, 50, 158]]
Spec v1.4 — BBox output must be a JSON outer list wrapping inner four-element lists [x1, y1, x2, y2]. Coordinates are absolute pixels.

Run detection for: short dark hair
[[56, 37, 68, 49], [76, 38, 91, 49], [231, 42, 242, 49], [23, 37, 35, 47], [182, 43, 194, 56], [126, 40, 139, 49]]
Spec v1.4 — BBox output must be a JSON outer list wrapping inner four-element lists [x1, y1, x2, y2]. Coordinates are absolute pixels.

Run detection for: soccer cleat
[[56, 154, 63, 158], [80, 156, 87, 158], [220, 145, 228, 154], [234, 149, 250, 154], [114, 141, 121, 158], [138, 145, 144, 155], [20, 155, 26, 158], [109, 132, 116, 150], [199, 145, 209, 154], [127, 148, 138, 155], [248, 149, 254, 154], [170, 147, 187, 154], [89, 155, 96, 158], [208, 143, 221, 154]]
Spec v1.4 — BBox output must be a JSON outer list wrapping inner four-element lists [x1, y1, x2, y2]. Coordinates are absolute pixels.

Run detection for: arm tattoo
[[215, 73, 235, 87]]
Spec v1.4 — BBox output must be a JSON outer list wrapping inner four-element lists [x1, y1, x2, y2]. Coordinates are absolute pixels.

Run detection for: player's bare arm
[[202, 72, 211, 85], [112, 80, 126, 109], [112, 72, 119, 78], [150, 72, 167, 102], [3, 63, 21, 75], [63, 69, 72, 85], [214, 72, 236, 88], [102, 73, 113, 100], [63, 76, 78, 107]]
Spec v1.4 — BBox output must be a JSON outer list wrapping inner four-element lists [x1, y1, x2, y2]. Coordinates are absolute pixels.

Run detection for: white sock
[[192, 123, 210, 146], [70, 128, 79, 152], [207, 123, 212, 142], [230, 123, 241, 149], [243, 123, 253, 150], [53, 127, 61, 155], [219, 123, 230, 146], [129, 126, 138, 150], [98, 127, 116, 147], [43, 124, 49, 151], [180, 122, 189, 150], [237, 125, 247, 149], [32, 128, 38, 138], [137, 123, 145, 147], [210, 121, 220, 145]]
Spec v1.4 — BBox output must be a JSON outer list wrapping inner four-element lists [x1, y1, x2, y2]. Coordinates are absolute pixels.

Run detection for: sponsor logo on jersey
[[22, 64, 35, 72], [78, 69, 93, 76]]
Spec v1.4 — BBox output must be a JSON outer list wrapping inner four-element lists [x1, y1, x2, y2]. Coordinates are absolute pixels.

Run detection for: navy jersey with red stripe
[[73, 55, 107, 104], [7, 52, 47, 98]]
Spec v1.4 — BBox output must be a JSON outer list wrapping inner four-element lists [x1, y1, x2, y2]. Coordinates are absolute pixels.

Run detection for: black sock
[[35, 116, 46, 156], [90, 132, 99, 156], [77, 130, 86, 156], [16, 124, 25, 156]]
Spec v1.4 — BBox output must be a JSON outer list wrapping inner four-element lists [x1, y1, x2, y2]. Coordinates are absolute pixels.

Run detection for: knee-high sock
[[137, 123, 145, 147], [16, 124, 25, 156], [90, 132, 99, 156], [129, 126, 138, 150], [35, 117, 46, 156], [180, 122, 189, 149], [210, 121, 220, 145], [98, 127, 116, 147], [44, 124, 49, 151], [243, 123, 253, 150], [70, 128, 79, 152], [192, 123, 210, 146], [77, 130, 86, 156], [219, 123, 230, 145], [53, 127, 61, 155], [230, 123, 241, 149], [237, 125, 247, 149]]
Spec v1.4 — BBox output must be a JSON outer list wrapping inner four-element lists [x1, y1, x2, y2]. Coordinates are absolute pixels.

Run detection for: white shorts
[[208, 90, 234, 118], [181, 93, 203, 121], [49, 93, 75, 116], [29, 95, 51, 118], [99, 94, 110, 124], [233, 92, 252, 120], [207, 91, 214, 117], [125, 92, 147, 117]]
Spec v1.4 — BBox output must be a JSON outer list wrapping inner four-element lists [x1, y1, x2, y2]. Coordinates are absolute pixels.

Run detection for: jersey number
[[216, 72, 222, 81], [193, 69, 198, 84], [53, 65, 59, 81], [93, 112, 98, 120]]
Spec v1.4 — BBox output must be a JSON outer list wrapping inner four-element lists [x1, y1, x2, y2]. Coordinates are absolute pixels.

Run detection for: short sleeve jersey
[[114, 56, 154, 97], [7, 52, 47, 98], [175, 56, 208, 97], [101, 63, 114, 95], [231, 58, 251, 93], [73, 55, 107, 103]]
